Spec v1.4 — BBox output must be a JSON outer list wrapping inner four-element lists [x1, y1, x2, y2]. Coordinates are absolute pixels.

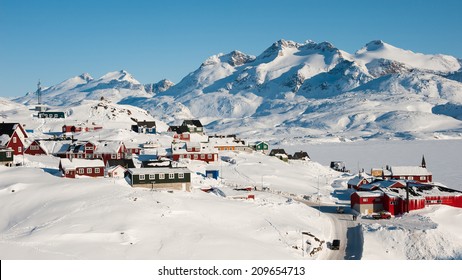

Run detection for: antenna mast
[[37, 80, 42, 105]]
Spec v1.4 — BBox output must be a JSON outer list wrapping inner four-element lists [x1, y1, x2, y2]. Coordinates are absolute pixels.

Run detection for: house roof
[[269, 149, 287, 156], [172, 142, 218, 155], [390, 166, 432, 176], [128, 167, 190, 175], [106, 159, 135, 168], [347, 173, 373, 186], [182, 119, 203, 128], [360, 180, 406, 191], [0, 123, 27, 141], [28, 140, 49, 154], [136, 120, 156, 128], [141, 160, 171, 168], [293, 151, 309, 159], [354, 191, 383, 198], [60, 158, 105, 170], [95, 141, 124, 154]]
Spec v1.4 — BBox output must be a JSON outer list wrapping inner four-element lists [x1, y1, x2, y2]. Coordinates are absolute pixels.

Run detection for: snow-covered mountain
[[13, 40, 462, 142]]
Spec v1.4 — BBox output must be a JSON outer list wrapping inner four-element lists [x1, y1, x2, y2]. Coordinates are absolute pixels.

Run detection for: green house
[[253, 141, 269, 153], [38, 111, 66, 118], [127, 167, 191, 191], [0, 148, 14, 166]]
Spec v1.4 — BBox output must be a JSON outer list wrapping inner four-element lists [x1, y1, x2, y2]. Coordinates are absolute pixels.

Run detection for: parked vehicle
[[372, 211, 392, 219], [336, 206, 344, 213], [331, 239, 340, 250]]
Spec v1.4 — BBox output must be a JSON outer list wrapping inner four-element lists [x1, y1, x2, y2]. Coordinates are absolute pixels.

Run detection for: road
[[298, 199, 363, 260]]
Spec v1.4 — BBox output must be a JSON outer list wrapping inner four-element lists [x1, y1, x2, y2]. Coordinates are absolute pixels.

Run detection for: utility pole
[[37, 80, 42, 105]]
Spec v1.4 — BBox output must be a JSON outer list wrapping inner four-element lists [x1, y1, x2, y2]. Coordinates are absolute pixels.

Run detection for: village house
[[372, 156, 433, 183], [0, 148, 14, 166], [347, 173, 374, 189], [293, 151, 310, 160], [38, 111, 66, 118], [171, 142, 218, 163], [131, 120, 156, 134], [209, 135, 248, 151], [105, 159, 135, 178], [250, 141, 269, 154], [0, 123, 28, 155], [124, 142, 142, 155], [25, 140, 48, 155], [181, 120, 204, 134], [126, 167, 191, 191], [56, 140, 127, 164], [59, 158, 105, 178], [269, 148, 289, 162], [62, 125, 102, 133]]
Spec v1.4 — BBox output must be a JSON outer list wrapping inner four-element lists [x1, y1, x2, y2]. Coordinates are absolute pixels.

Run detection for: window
[[139, 174, 145, 180], [111, 154, 116, 159], [407, 176, 413, 180], [194, 154, 198, 159], [54, 114, 58, 118], [200, 154, 205, 159], [6, 152, 11, 157], [390, 201, 396, 205], [78, 168, 84, 174], [208, 154, 212, 159], [400, 176, 405, 180], [178, 173, 184, 179], [149, 174, 155, 180], [13, 137, 17, 143], [117, 154, 121, 159], [169, 173, 174, 179], [87, 168, 92, 174], [362, 198, 368, 202], [85, 146, 93, 150], [437, 200, 442, 203], [159, 173, 165, 179], [420, 176, 426, 181], [95, 168, 100, 174], [18, 147, 22, 153]]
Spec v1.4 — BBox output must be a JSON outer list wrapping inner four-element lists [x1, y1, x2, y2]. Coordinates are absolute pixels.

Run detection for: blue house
[[205, 170, 219, 179]]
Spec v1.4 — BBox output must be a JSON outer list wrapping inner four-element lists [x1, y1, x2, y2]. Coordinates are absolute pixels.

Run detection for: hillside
[[12, 39, 462, 142]]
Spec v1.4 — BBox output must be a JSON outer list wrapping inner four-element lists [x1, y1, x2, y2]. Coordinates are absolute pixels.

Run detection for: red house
[[25, 140, 48, 155], [171, 142, 218, 163], [386, 166, 433, 183], [347, 173, 374, 189], [59, 158, 105, 178], [0, 123, 28, 155]]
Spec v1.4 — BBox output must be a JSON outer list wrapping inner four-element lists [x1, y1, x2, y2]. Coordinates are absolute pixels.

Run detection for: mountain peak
[[99, 70, 140, 85], [79, 73, 93, 82], [364, 40, 387, 51]]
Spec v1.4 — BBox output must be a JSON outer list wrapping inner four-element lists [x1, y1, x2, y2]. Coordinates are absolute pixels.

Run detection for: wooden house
[[171, 142, 218, 163], [127, 167, 191, 191], [250, 141, 269, 154], [131, 120, 156, 134], [25, 140, 48, 155], [59, 158, 105, 178], [38, 111, 65, 118], [107, 165, 127, 178], [0, 148, 14, 166], [0, 123, 28, 155], [293, 151, 310, 160], [181, 120, 204, 134], [347, 173, 374, 189]]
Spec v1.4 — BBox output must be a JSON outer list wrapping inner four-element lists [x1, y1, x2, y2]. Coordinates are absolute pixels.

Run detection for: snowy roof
[[128, 167, 190, 175], [95, 141, 124, 154], [348, 173, 373, 186], [354, 191, 383, 198], [209, 137, 246, 147], [390, 166, 432, 176], [172, 142, 218, 154], [0, 134, 10, 146], [361, 180, 406, 190], [60, 158, 105, 170]]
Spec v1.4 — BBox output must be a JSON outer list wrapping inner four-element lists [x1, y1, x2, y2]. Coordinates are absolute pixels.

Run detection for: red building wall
[[173, 153, 217, 163], [25, 141, 47, 155], [7, 131, 25, 155]]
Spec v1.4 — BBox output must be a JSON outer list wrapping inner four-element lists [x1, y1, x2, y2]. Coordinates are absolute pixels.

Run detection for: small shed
[[205, 170, 219, 179], [107, 165, 127, 178]]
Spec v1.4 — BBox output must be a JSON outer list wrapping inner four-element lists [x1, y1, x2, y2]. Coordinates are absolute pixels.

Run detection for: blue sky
[[1, 0, 461, 98]]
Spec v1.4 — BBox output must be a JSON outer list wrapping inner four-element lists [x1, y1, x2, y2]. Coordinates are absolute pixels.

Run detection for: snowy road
[[298, 200, 363, 260]]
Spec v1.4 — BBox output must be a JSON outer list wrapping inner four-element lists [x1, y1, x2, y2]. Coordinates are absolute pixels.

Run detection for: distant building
[[250, 141, 269, 154], [171, 142, 218, 163], [38, 111, 65, 118], [181, 120, 204, 134], [292, 151, 310, 160], [132, 120, 156, 134]]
